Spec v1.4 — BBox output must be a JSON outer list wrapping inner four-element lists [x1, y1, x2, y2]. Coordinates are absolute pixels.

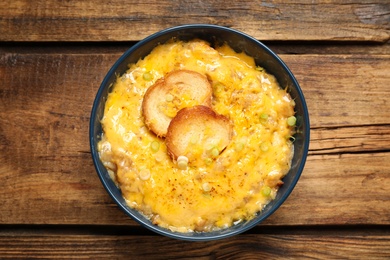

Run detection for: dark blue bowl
[[90, 24, 310, 241]]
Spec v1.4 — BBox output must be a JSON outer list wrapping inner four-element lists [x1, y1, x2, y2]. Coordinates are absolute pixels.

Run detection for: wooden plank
[[0, 0, 389, 42], [0, 152, 389, 225], [0, 52, 389, 226], [268, 152, 390, 225], [310, 125, 390, 155], [284, 54, 390, 128], [269, 42, 390, 55], [0, 53, 123, 224], [0, 231, 389, 259], [0, 52, 389, 128]]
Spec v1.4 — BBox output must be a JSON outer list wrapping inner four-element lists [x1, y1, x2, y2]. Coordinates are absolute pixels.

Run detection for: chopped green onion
[[287, 116, 297, 126], [150, 141, 160, 152], [165, 93, 174, 102], [139, 169, 151, 181], [211, 147, 220, 157], [213, 83, 224, 93], [204, 158, 213, 166], [260, 142, 269, 152], [235, 142, 245, 152], [154, 153, 164, 162], [202, 182, 211, 192], [261, 186, 271, 196], [177, 160, 187, 170], [235, 137, 248, 152], [143, 72, 153, 81], [177, 155, 189, 170], [260, 113, 268, 120]]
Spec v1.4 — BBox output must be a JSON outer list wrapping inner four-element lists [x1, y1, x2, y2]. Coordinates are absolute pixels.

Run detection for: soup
[[98, 39, 296, 232]]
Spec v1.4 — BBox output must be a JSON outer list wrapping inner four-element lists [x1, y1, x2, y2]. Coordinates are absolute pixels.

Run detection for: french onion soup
[[98, 39, 296, 232]]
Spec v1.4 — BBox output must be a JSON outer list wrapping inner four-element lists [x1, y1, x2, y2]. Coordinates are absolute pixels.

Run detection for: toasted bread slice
[[142, 70, 212, 137], [166, 105, 233, 165]]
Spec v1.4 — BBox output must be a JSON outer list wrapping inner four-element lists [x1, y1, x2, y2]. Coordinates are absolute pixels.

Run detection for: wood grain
[[1, 1, 389, 257], [0, 231, 389, 259], [0, 0, 389, 42], [271, 152, 390, 225], [1, 52, 389, 128], [0, 52, 389, 226], [310, 125, 390, 155], [284, 54, 390, 128]]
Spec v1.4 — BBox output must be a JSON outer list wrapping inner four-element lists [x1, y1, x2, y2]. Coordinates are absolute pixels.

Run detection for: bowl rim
[[89, 24, 310, 241]]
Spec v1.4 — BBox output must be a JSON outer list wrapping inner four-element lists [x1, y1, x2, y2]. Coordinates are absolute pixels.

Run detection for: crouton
[[142, 70, 212, 137], [166, 105, 233, 165]]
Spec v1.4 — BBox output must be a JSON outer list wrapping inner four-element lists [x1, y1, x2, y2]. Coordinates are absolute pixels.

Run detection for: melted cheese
[[98, 39, 295, 232]]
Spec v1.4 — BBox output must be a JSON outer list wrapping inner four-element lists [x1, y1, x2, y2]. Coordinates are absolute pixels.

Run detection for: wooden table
[[1, 1, 389, 258]]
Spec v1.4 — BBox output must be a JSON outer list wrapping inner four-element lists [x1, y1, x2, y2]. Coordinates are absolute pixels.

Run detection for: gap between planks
[[0, 223, 389, 237], [1, 41, 389, 55], [0, 225, 389, 259]]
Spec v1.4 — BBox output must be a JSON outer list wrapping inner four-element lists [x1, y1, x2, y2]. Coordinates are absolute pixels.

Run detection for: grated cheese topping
[[98, 39, 295, 232]]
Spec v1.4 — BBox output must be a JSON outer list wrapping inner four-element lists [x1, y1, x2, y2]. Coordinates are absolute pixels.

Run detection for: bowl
[[90, 24, 310, 241]]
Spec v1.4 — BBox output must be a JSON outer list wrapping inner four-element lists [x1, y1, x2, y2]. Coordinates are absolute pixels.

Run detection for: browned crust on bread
[[142, 70, 212, 137], [166, 105, 233, 163]]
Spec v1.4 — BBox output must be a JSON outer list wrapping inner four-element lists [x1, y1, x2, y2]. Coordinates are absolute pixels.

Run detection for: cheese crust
[[98, 39, 295, 233]]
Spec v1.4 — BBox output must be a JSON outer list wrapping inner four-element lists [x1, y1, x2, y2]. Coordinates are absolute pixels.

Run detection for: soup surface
[[98, 39, 296, 232]]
